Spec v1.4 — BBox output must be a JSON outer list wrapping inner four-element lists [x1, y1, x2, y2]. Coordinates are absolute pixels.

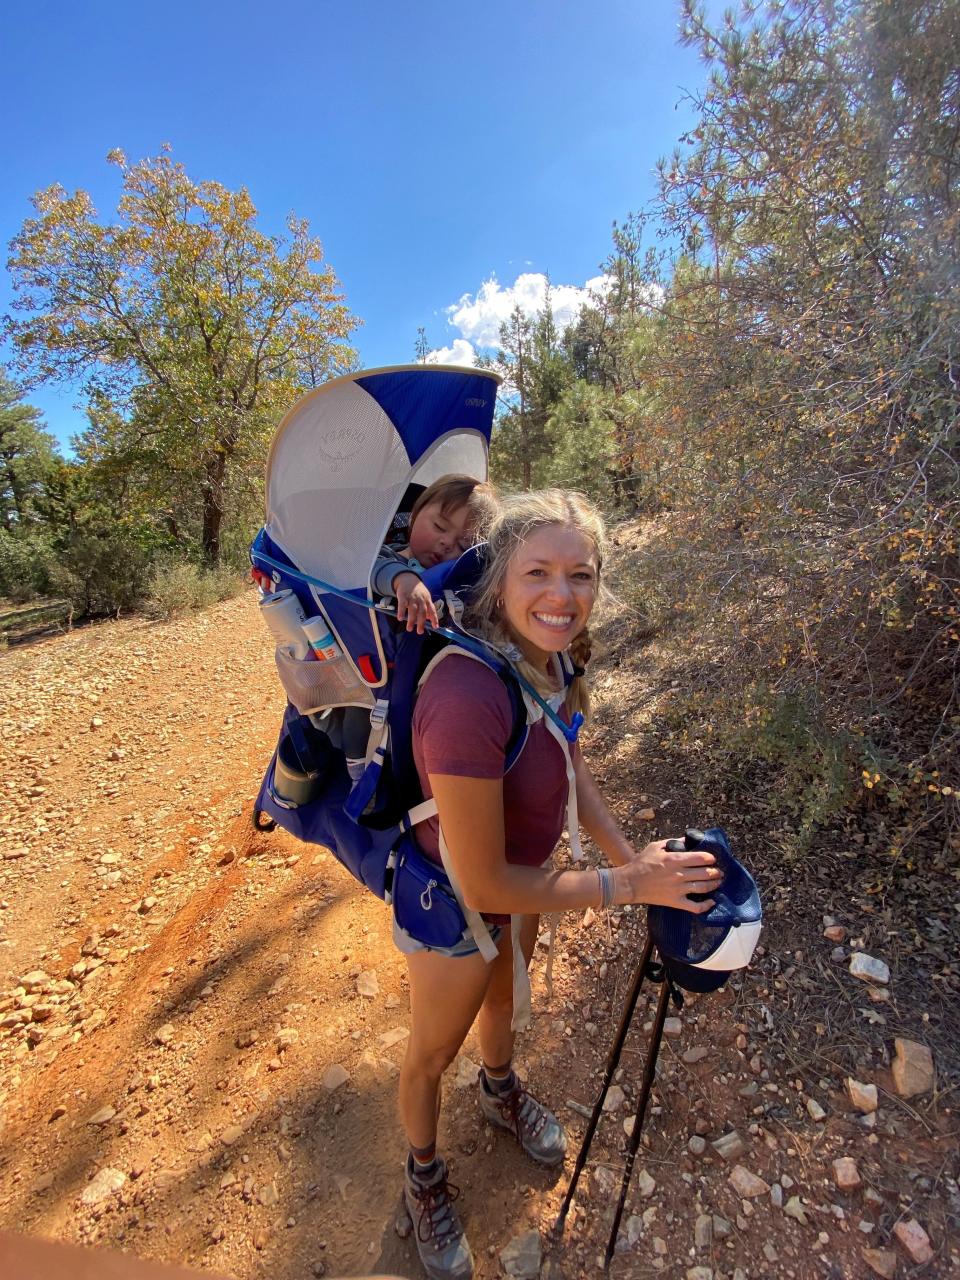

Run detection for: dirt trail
[[0, 588, 955, 1280]]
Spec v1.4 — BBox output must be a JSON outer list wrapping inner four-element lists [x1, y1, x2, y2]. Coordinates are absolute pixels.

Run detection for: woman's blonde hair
[[464, 489, 606, 718]]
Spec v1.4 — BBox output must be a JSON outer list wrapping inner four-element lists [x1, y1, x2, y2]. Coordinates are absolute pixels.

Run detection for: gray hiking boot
[[479, 1071, 567, 1166], [396, 1155, 474, 1280]]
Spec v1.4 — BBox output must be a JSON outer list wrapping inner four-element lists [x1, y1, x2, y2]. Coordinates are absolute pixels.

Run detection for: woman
[[396, 490, 722, 1280]]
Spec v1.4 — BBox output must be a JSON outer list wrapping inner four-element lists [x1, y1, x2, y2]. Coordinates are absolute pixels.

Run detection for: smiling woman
[[393, 488, 724, 1280]]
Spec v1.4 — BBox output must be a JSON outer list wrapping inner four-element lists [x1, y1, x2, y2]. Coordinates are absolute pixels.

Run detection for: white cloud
[[425, 338, 477, 367], [444, 272, 613, 351]]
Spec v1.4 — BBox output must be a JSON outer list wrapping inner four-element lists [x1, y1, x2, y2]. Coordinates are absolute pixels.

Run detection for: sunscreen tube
[[302, 616, 342, 662]]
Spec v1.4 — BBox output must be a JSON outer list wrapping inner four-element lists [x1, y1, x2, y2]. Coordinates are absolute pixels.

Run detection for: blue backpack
[[249, 366, 583, 955]]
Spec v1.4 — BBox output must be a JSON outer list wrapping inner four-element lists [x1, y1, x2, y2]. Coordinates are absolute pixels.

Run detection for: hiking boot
[[479, 1071, 567, 1166], [396, 1155, 474, 1280]]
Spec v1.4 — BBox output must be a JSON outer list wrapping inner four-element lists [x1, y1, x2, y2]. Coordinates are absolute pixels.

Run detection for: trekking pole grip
[[666, 828, 707, 854]]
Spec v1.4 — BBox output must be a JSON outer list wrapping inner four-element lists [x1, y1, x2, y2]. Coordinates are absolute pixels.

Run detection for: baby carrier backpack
[[250, 366, 584, 997]]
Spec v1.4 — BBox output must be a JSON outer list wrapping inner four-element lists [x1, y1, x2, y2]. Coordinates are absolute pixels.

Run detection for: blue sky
[[1, 0, 712, 451]]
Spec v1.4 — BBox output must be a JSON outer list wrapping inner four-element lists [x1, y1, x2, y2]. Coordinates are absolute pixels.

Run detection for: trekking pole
[[603, 961, 677, 1269], [554, 931, 655, 1237]]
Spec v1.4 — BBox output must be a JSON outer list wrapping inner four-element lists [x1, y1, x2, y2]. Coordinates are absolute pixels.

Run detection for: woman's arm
[[429, 771, 723, 917], [572, 749, 635, 867], [429, 772, 604, 915]]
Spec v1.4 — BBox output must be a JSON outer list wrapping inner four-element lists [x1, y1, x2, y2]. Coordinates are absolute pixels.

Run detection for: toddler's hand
[[395, 574, 439, 634]]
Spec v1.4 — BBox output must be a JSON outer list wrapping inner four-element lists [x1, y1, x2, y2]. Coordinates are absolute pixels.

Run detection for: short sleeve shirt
[[411, 654, 577, 883]]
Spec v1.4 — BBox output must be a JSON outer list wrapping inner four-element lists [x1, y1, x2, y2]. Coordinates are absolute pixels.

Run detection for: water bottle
[[259, 589, 309, 659]]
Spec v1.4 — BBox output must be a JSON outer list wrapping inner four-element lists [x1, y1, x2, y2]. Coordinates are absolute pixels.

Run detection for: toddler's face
[[408, 500, 475, 568]]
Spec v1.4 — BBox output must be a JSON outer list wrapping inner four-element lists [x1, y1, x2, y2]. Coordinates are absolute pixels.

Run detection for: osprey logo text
[[465, 398, 487, 408]]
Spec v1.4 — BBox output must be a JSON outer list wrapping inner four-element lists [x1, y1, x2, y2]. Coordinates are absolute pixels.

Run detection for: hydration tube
[[251, 548, 584, 745]]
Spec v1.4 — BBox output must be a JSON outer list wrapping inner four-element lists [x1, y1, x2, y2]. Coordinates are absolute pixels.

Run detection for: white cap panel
[[697, 920, 762, 971]]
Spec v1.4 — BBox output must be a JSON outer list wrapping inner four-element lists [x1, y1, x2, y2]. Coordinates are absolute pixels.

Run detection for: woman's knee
[[405, 1038, 462, 1082]]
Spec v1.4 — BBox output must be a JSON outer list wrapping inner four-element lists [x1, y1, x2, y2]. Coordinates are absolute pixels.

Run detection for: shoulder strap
[[417, 644, 528, 772]]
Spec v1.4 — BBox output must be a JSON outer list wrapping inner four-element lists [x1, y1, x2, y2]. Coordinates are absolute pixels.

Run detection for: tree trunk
[[201, 451, 227, 566]]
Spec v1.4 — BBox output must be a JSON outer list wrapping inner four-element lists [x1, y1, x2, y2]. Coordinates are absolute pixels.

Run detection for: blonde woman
[[397, 489, 722, 1280]]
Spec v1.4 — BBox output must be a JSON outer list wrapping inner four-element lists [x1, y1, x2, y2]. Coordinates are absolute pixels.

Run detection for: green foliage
[[597, 0, 960, 849], [488, 289, 575, 490], [0, 373, 61, 530], [541, 382, 617, 503], [0, 528, 60, 602], [144, 560, 245, 620], [6, 147, 360, 564], [667, 681, 856, 847], [52, 529, 154, 617]]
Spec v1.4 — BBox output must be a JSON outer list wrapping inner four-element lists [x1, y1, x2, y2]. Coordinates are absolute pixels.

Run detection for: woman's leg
[[474, 914, 567, 1166], [399, 945, 495, 1150]]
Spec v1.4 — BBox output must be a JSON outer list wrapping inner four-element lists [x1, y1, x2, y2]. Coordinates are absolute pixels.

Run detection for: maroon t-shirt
[[412, 655, 577, 920]]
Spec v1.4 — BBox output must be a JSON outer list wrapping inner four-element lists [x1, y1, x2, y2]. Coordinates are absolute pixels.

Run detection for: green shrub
[[144, 560, 246, 619], [55, 530, 153, 617], [0, 529, 60, 602]]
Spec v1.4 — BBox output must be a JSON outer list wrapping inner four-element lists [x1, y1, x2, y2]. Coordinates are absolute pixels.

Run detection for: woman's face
[[500, 523, 599, 669]]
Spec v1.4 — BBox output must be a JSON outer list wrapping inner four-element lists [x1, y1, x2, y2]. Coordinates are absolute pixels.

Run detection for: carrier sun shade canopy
[[264, 364, 501, 592]]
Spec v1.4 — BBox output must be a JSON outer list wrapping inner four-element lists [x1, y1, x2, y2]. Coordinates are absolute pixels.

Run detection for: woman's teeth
[[534, 612, 573, 629]]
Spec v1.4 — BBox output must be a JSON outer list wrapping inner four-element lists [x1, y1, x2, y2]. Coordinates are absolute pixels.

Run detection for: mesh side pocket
[[275, 647, 374, 715], [685, 918, 728, 963]]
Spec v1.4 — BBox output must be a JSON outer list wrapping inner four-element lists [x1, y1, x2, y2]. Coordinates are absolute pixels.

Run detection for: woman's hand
[[395, 574, 439, 633], [612, 839, 723, 912]]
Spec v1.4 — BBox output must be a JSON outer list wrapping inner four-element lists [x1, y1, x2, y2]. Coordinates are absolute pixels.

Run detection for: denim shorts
[[392, 917, 503, 958]]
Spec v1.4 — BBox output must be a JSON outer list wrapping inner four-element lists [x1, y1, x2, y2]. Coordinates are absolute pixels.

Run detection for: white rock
[[453, 1055, 480, 1089], [682, 1046, 709, 1064], [833, 1157, 861, 1190], [849, 953, 889, 984], [728, 1165, 768, 1198], [625, 1214, 644, 1246], [321, 1064, 350, 1091], [603, 1085, 626, 1112], [712, 1130, 747, 1162], [80, 1166, 126, 1205], [356, 970, 379, 998], [893, 1217, 933, 1264], [499, 1229, 542, 1279], [891, 1039, 935, 1098], [846, 1077, 878, 1113], [636, 1168, 656, 1198], [806, 1097, 827, 1121]]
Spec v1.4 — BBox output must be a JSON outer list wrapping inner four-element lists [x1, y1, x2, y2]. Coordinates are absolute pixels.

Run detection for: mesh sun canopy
[[264, 366, 500, 590]]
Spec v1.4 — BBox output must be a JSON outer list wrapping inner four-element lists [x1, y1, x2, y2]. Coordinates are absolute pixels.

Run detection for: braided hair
[[464, 489, 606, 720]]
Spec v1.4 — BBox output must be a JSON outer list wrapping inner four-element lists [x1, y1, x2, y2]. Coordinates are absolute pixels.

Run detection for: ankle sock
[[409, 1142, 438, 1180], [482, 1064, 516, 1096]]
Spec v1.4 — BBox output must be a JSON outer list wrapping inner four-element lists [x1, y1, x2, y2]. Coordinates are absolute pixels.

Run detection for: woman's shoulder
[[416, 651, 513, 726]]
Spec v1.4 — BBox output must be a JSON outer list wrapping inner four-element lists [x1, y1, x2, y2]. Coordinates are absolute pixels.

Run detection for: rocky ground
[[0, 568, 956, 1280]]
